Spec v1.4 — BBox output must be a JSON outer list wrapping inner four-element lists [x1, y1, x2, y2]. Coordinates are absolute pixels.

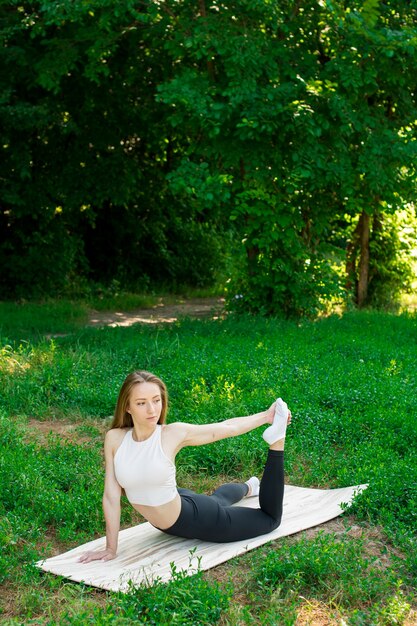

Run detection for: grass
[[0, 287, 222, 342], [0, 300, 90, 339], [0, 302, 416, 624]]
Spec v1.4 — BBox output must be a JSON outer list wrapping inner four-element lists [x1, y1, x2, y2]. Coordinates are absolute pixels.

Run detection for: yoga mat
[[36, 484, 367, 592]]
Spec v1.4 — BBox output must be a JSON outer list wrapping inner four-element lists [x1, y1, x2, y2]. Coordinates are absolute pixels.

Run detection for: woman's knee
[[269, 513, 282, 531]]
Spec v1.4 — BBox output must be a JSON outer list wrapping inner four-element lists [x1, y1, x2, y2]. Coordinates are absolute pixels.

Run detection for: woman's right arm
[[79, 430, 122, 563]]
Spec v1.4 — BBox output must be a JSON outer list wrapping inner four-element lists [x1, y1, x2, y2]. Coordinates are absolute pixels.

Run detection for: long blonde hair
[[110, 370, 168, 429]]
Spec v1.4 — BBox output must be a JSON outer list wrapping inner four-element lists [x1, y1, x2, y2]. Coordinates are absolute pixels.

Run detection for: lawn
[[0, 304, 416, 624]]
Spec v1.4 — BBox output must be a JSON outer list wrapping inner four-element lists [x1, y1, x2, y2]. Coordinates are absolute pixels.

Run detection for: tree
[[1, 0, 416, 312], [0, 0, 227, 297], [156, 0, 417, 314]]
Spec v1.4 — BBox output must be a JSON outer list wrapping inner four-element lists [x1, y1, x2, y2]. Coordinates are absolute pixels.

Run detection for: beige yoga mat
[[36, 484, 367, 592]]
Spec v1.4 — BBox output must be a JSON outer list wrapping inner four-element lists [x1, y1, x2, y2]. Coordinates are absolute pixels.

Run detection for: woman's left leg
[[179, 480, 250, 507], [209, 482, 248, 506]]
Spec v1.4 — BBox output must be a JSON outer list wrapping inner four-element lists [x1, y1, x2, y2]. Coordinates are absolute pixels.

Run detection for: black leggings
[[161, 450, 284, 543]]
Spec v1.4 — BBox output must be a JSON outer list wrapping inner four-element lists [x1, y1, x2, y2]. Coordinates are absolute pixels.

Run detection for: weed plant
[[0, 308, 416, 623]]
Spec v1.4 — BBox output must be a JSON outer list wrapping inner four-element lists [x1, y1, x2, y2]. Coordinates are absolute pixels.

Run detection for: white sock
[[245, 476, 260, 497], [263, 398, 289, 445]]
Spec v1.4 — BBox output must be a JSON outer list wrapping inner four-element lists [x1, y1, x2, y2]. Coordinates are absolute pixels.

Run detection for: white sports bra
[[113, 426, 177, 506]]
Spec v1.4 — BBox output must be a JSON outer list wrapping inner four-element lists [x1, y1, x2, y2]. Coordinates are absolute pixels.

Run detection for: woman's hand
[[265, 400, 292, 425], [78, 548, 116, 563], [265, 401, 277, 425]]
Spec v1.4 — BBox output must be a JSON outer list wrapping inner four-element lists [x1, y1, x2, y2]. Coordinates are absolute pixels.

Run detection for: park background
[[1, 0, 417, 624]]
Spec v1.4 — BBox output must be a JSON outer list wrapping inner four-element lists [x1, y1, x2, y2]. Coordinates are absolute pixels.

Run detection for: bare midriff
[[131, 492, 182, 530]]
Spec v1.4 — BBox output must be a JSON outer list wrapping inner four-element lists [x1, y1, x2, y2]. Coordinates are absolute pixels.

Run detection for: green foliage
[[1, 0, 417, 311], [0, 0, 231, 297], [0, 215, 86, 299], [156, 0, 417, 315], [367, 209, 417, 309]]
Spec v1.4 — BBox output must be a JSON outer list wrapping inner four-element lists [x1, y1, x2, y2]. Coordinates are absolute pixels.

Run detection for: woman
[[80, 370, 291, 563]]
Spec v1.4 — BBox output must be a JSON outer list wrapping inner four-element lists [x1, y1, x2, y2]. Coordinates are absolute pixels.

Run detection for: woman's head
[[111, 371, 168, 429]]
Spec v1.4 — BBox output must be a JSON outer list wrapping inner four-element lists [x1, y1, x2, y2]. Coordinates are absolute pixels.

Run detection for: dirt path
[[87, 297, 225, 327]]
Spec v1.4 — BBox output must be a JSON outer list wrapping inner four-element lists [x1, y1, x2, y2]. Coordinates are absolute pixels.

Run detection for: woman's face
[[127, 382, 163, 426]]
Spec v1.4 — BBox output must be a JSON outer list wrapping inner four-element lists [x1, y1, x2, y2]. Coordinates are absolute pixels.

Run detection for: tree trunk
[[357, 210, 371, 308], [345, 215, 361, 297], [345, 241, 357, 297], [368, 210, 383, 288], [247, 243, 260, 276]]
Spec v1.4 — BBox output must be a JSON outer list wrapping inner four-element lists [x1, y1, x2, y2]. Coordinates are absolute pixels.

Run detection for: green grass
[[0, 300, 89, 340], [0, 288, 221, 342], [0, 307, 416, 623]]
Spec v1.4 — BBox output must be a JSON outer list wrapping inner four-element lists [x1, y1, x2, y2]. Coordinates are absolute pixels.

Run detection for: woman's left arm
[[169, 402, 276, 449]]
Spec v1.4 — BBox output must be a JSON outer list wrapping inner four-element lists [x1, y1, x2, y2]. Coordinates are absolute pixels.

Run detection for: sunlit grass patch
[[0, 342, 33, 374]]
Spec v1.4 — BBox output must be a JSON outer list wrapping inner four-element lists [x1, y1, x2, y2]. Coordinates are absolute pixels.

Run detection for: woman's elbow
[[222, 423, 240, 439], [103, 492, 121, 508]]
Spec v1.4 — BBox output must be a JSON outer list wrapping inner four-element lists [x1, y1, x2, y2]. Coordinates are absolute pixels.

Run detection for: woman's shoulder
[[162, 422, 188, 434], [105, 427, 130, 447], [161, 422, 190, 443]]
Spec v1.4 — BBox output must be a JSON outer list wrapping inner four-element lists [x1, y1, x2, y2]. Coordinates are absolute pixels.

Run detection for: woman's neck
[[131, 423, 158, 442]]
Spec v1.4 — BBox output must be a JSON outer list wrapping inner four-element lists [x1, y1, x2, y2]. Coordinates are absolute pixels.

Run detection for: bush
[[0, 210, 86, 299]]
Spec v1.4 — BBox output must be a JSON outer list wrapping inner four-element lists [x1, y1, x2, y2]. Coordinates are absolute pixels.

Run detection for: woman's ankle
[[269, 438, 285, 451]]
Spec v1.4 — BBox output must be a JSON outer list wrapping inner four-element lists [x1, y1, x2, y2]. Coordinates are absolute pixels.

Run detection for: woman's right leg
[[163, 448, 285, 542], [259, 449, 284, 522], [164, 402, 290, 542], [207, 450, 284, 519], [258, 398, 288, 520]]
